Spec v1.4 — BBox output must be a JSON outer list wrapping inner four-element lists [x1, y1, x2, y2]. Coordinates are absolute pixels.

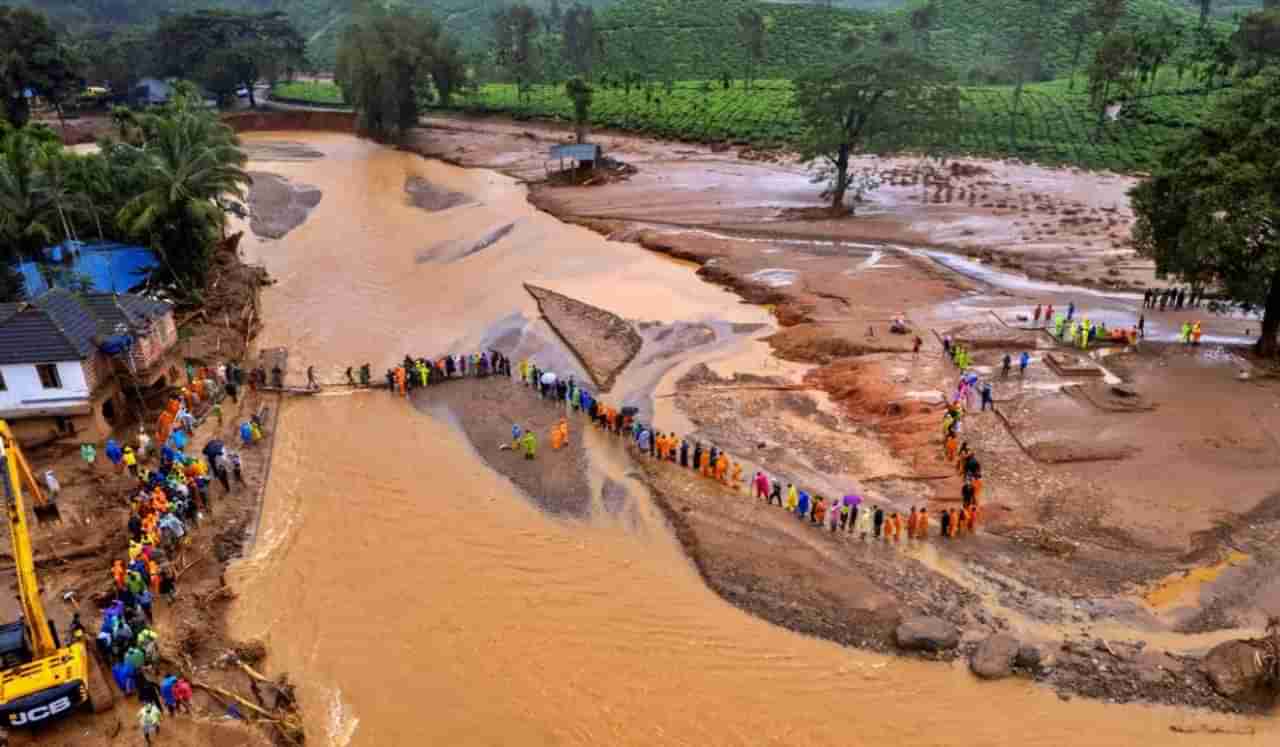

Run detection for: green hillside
[[16, 0, 1251, 71]]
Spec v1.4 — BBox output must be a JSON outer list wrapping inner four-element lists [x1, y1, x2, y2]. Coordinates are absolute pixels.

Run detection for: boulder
[[895, 617, 960, 652], [1202, 641, 1268, 699], [1016, 643, 1057, 671], [971, 635, 1021, 680]]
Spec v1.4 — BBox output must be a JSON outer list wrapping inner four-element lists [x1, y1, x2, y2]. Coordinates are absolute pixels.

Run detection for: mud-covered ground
[[400, 114, 1280, 713], [410, 377, 593, 518], [10, 384, 293, 746], [246, 171, 322, 239]]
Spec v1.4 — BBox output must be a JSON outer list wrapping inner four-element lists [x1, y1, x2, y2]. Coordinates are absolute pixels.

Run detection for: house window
[[36, 364, 62, 389]]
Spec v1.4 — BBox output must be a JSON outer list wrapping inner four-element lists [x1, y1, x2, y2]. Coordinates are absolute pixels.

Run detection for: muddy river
[[226, 133, 1269, 745]]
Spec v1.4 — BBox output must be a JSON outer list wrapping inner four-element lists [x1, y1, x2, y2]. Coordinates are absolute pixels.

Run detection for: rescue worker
[[139, 702, 162, 746]]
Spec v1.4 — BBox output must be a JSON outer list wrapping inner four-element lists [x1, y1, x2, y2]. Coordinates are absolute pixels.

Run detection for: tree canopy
[[153, 10, 306, 107], [0, 92, 249, 301], [794, 42, 957, 210], [0, 7, 81, 127], [336, 6, 462, 142], [1130, 67, 1280, 356]]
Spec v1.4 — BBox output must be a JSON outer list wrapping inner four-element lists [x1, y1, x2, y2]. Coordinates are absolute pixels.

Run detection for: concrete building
[[0, 289, 177, 445]]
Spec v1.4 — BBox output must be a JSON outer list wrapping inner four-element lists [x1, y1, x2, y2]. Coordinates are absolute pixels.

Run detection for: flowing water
[[227, 133, 1272, 746]]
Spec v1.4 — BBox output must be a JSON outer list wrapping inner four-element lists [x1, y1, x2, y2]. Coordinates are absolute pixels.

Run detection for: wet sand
[[223, 130, 1279, 744]]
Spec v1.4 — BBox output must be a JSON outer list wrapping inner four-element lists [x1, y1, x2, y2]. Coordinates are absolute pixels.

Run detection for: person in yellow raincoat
[[785, 484, 798, 511]]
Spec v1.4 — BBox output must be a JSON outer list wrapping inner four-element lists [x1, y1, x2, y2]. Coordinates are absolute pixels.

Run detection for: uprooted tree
[[1130, 67, 1280, 357], [793, 41, 957, 211]]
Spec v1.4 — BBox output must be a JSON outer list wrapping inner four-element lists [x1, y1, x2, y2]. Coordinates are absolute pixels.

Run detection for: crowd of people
[[71, 362, 258, 744], [371, 346, 997, 546], [1144, 287, 1205, 311]]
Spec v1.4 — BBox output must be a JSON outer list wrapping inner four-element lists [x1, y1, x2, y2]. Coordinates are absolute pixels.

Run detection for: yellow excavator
[[0, 422, 103, 728]]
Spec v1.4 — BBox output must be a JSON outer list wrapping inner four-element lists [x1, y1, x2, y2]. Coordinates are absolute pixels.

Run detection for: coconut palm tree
[[0, 131, 56, 255], [116, 109, 250, 291]]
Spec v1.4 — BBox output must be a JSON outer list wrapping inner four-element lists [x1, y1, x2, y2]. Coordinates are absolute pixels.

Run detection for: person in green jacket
[[521, 431, 537, 460]]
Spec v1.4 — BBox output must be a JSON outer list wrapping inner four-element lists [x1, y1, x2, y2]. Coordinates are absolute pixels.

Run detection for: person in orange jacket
[[715, 453, 730, 485], [907, 507, 919, 540]]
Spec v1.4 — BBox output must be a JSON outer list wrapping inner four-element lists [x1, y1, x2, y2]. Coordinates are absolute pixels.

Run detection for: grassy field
[[273, 80, 347, 104], [274, 73, 1226, 172]]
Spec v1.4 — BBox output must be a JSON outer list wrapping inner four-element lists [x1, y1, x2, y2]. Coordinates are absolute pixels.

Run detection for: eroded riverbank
[[226, 130, 1276, 744]]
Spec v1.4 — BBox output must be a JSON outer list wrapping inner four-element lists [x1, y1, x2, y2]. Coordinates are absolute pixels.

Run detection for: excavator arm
[[0, 427, 55, 657], [0, 422, 91, 727]]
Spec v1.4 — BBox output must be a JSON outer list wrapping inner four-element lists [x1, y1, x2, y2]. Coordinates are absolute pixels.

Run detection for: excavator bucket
[[11, 449, 59, 524], [32, 501, 61, 524]]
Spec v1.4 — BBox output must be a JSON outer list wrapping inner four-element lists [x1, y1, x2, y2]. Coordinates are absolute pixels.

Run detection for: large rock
[[895, 617, 960, 652], [971, 634, 1021, 680], [1016, 643, 1057, 671], [1202, 641, 1268, 698]]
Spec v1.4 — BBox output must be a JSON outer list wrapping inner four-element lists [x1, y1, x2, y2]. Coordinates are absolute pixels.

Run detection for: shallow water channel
[[226, 133, 1272, 745]]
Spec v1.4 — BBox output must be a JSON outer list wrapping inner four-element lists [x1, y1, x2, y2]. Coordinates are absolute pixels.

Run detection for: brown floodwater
[[227, 133, 1272, 745]]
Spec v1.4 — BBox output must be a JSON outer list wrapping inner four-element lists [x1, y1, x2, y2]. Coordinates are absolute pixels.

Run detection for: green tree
[[153, 10, 305, 107], [1088, 32, 1138, 125], [0, 7, 81, 128], [1093, 0, 1127, 34], [494, 4, 542, 97], [565, 76, 593, 143], [737, 8, 767, 90], [1130, 69, 1280, 356], [337, 6, 458, 141], [908, 1, 938, 55], [563, 4, 598, 80], [116, 106, 249, 291], [76, 26, 152, 98], [0, 131, 56, 255], [1067, 11, 1091, 91], [1235, 9, 1280, 76], [794, 44, 956, 210]]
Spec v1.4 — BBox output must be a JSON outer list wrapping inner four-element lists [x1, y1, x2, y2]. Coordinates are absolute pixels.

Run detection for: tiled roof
[[0, 289, 173, 365]]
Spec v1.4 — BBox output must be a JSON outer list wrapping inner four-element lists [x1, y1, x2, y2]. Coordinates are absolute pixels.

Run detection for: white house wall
[[0, 360, 91, 413]]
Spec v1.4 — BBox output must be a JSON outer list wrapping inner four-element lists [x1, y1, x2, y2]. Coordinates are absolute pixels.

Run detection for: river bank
[[9, 258, 300, 744], [394, 115, 1280, 713], [212, 127, 1279, 744]]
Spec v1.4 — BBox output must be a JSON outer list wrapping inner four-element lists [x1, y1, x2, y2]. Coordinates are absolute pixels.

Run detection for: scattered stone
[[971, 634, 1021, 679], [895, 617, 960, 652], [1133, 650, 1183, 685]]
